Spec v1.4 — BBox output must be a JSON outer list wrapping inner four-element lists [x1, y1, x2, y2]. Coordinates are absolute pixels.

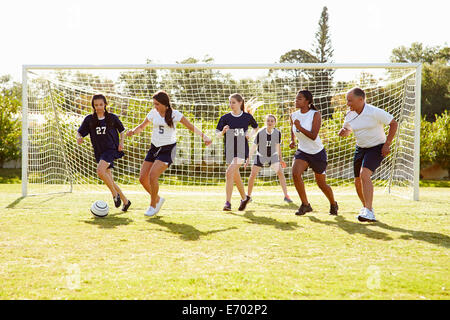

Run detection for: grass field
[[0, 183, 449, 300]]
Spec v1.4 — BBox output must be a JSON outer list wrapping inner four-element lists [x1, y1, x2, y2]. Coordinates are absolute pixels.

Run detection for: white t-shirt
[[343, 103, 394, 148], [291, 109, 324, 154], [146, 108, 184, 147]]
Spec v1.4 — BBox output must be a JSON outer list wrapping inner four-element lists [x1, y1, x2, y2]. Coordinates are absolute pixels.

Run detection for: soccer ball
[[90, 200, 109, 217]]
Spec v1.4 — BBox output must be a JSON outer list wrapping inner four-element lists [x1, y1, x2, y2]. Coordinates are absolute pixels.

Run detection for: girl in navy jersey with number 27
[[77, 94, 131, 212], [216, 93, 259, 211], [127, 90, 212, 217]]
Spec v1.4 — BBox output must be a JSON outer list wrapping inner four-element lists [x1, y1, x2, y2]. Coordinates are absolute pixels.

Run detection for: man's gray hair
[[348, 87, 366, 99]]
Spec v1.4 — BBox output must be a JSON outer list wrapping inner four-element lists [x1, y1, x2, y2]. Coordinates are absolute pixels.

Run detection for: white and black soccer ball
[[90, 200, 109, 218]]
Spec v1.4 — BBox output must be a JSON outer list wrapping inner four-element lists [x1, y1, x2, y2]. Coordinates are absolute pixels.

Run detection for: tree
[[390, 42, 450, 120], [0, 75, 22, 168], [390, 42, 450, 64], [311, 6, 334, 117], [312, 6, 334, 63]]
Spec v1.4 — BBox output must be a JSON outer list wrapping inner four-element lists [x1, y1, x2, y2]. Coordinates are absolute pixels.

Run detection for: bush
[[421, 110, 450, 170]]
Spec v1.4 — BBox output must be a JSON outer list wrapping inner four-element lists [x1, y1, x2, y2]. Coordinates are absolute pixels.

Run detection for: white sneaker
[[366, 208, 376, 221], [144, 206, 157, 217], [357, 208, 376, 222], [154, 197, 165, 214]]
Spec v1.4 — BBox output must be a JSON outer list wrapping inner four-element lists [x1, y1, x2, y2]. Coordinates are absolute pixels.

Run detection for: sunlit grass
[[0, 183, 449, 299]]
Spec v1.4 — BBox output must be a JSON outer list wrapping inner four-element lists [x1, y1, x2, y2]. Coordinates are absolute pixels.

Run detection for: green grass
[[0, 184, 449, 300]]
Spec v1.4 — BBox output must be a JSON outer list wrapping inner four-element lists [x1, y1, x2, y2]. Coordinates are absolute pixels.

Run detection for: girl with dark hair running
[[290, 90, 338, 216], [127, 90, 212, 217], [77, 94, 131, 212]]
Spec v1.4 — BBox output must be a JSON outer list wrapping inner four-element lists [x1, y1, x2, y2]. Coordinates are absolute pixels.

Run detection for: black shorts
[[294, 148, 327, 174], [145, 143, 176, 166], [96, 149, 124, 169], [353, 144, 385, 177], [254, 154, 279, 167]]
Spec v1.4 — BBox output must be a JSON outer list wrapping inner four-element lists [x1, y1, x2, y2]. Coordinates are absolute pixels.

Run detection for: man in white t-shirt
[[338, 88, 398, 222]]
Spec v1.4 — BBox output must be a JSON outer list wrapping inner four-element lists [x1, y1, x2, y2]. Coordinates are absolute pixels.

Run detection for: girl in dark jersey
[[216, 93, 259, 211], [77, 94, 131, 212], [244, 114, 292, 205]]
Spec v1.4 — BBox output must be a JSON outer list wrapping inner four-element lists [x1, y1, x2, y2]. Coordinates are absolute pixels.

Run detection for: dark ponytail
[[298, 90, 318, 111], [153, 90, 174, 128]]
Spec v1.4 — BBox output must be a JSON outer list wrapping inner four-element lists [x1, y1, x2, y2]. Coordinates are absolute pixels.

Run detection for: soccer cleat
[[223, 201, 232, 211], [122, 200, 131, 212], [154, 197, 165, 214], [357, 208, 376, 222], [284, 196, 293, 203], [238, 196, 252, 211], [295, 203, 313, 216], [329, 202, 339, 215], [113, 194, 121, 208], [144, 206, 157, 217]]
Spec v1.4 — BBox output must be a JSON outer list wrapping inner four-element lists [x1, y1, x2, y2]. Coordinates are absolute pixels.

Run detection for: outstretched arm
[[127, 118, 150, 137], [180, 116, 212, 146]]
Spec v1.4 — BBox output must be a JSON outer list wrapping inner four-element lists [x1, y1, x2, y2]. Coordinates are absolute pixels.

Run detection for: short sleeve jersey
[[146, 109, 184, 147], [291, 109, 324, 154], [78, 113, 125, 160], [254, 127, 281, 158], [343, 103, 394, 148], [216, 111, 258, 158]]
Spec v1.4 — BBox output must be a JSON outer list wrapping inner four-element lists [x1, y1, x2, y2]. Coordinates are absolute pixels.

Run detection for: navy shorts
[[354, 144, 385, 177], [145, 143, 176, 166], [96, 149, 124, 169], [294, 148, 327, 174], [254, 154, 279, 167]]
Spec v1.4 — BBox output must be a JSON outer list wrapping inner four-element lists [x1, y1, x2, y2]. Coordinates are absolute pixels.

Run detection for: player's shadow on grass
[[260, 202, 298, 210], [83, 213, 133, 229], [147, 217, 237, 241], [307, 215, 450, 248], [230, 210, 300, 231], [306, 215, 393, 241], [375, 221, 450, 249]]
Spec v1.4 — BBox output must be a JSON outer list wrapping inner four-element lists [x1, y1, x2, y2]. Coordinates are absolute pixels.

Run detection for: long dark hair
[[153, 90, 174, 128], [91, 94, 114, 129], [297, 90, 318, 111]]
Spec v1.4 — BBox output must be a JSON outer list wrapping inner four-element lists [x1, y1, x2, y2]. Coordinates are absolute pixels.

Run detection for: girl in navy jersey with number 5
[[216, 93, 259, 211], [77, 94, 131, 212], [127, 90, 212, 217]]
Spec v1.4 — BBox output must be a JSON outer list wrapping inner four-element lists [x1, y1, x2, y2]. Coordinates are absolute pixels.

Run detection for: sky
[[1, 0, 449, 82]]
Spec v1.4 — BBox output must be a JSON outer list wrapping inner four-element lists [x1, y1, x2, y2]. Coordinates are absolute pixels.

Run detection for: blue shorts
[[145, 143, 176, 167], [254, 154, 279, 167], [96, 149, 124, 169], [294, 148, 327, 174], [354, 144, 385, 177]]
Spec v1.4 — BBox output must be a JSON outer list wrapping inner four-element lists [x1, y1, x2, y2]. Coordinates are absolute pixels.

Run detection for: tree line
[[0, 6, 448, 173]]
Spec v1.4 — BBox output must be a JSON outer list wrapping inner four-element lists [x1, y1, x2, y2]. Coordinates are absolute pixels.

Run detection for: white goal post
[[21, 63, 421, 200]]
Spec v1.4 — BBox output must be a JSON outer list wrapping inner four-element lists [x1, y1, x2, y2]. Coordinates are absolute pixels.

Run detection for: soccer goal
[[22, 63, 421, 200]]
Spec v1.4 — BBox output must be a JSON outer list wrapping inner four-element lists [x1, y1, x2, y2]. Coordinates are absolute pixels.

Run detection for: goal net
[[22, 64, 420, 199]]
